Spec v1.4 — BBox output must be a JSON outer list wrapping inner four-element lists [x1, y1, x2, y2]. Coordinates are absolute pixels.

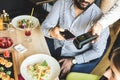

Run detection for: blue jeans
[[71, 58, 102, 73], [45, 36, 110, 73]]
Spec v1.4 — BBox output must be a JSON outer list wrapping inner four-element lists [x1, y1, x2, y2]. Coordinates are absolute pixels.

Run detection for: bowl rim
[[0, 37, 14, 49], [11, 15, 39, 31], [20, 54, 60, 80]]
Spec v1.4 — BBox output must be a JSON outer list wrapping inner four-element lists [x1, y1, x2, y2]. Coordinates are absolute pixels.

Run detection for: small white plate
[[20, 54, 60, 80], [11, 15, 39, 31]]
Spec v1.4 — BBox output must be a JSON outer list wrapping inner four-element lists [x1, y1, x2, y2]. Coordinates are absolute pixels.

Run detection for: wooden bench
[[91, 20, 120, 75]]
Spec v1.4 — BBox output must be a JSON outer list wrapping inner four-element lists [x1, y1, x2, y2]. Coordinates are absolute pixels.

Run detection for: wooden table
[[0, 24, 50, 80], [0, 23, 60, 80]]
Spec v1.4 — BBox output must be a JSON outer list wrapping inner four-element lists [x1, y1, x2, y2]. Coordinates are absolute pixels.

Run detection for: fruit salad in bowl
[[17, 19, 34, 29]]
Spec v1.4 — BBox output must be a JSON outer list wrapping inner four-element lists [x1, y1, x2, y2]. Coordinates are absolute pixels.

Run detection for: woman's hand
[[90, 22, 103, 43]]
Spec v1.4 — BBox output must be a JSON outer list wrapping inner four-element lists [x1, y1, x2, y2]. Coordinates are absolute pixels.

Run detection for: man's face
[[74, 0, 95, 10]]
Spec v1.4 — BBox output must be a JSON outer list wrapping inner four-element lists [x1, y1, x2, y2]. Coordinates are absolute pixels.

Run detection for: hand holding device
[[60, 29, 75, 40], [73, 32, 98, 49]]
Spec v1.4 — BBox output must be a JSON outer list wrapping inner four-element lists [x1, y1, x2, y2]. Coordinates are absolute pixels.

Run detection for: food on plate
[[3, 50, 10, 58], [0, 57, 13, 68], [0, 52, 15, 80], [17, 19, 34, 29], [5, 62, 13, 68], [0, 71, 14, 80], [0, 37, 13, 49], [0, 67, 4, 72], [27, 60, 51, 80]]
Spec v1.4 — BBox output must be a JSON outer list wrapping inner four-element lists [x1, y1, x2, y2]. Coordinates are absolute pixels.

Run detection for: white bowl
[[11, 15, 39, 30], [20, 54, 60, 80]]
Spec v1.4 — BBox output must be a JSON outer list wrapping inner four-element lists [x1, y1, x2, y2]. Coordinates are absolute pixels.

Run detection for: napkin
[[18, 74, 25, 80]]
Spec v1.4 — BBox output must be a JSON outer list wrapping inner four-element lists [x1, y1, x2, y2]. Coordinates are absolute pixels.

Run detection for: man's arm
[[41, 0, 61, 38]]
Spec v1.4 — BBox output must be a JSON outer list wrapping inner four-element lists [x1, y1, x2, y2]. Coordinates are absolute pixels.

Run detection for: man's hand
[[59, 58, 73, 78], [50, 27, 65, 40], [90, 22, 103, 43]]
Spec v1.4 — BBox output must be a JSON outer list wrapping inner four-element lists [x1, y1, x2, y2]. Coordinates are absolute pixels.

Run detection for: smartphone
[[60, 29, 75, 40]]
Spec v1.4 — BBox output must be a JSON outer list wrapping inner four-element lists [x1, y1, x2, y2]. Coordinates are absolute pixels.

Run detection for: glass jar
[[0, 21, 13, 51], [1, 10, 10, 23]]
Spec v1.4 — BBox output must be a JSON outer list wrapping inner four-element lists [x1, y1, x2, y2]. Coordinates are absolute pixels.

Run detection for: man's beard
[[74, 0, 93, 10]]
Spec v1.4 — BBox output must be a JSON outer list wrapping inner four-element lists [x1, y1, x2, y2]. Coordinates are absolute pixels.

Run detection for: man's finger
[[59, 28, 65, 32], [59, 59, 65, 63]]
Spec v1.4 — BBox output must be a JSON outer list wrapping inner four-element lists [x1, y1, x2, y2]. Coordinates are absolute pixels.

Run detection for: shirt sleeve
[[98, 0, 120, 28], [75, 27, 110, 64], [41, 0, 62, 38]]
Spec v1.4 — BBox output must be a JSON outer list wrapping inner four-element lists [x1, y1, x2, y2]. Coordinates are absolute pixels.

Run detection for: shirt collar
[[82, 3, 95, 15], [70, 4, 75, 17]]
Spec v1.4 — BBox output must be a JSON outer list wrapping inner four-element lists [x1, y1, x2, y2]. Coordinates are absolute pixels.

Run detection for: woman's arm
[[98, 0, 120, 28], [91, 0, 120, 36]]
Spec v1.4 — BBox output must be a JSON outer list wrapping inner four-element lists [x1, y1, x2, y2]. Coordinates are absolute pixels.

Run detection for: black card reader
[[73, 32, 98, 49]]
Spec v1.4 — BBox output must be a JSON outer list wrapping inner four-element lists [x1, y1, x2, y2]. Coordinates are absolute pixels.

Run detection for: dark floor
[[0, 0, 49, 23]]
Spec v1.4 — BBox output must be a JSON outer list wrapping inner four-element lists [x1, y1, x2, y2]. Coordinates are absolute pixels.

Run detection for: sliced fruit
[[3, 50, 10, 58]]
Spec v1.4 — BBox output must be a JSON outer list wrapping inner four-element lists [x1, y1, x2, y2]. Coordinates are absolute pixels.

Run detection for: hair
[[111, 47, 120, 72], [73, 0, 94, 10]]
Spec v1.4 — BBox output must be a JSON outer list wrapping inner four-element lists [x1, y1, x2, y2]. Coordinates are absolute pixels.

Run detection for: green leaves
[[0, 67, 4, 72], [41, 60, 48, 66]]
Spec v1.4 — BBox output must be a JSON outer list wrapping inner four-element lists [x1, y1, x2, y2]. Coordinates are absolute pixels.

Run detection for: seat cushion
[[66, 72, 101, 80]]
